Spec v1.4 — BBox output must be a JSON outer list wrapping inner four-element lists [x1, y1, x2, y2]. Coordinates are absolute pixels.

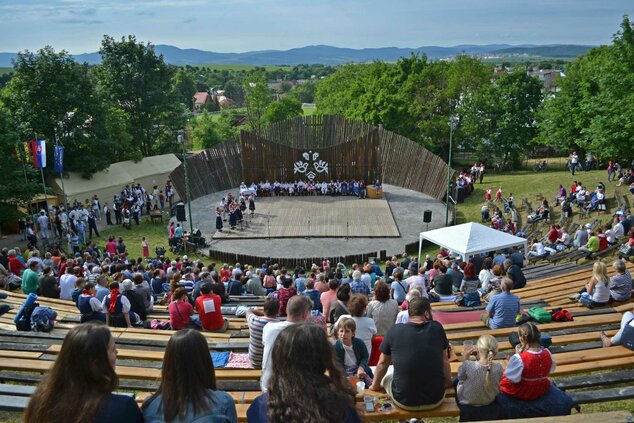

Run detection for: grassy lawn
[[97, 215, 208, 262], [456, 167, 612, 226], [302, 103, 317, 115]]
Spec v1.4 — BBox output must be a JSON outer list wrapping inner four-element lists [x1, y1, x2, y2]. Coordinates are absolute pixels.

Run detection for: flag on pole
[[27, 140, 46, 168], [54, 145, 64, 175]]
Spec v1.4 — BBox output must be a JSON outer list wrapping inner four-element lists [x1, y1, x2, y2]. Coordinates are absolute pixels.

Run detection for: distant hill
[[491, 45, 593, 58], [0, 43, 595, 67]]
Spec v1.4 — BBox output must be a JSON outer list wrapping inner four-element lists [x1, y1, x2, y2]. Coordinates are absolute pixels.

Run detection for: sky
[[0, 0, 632, 54]]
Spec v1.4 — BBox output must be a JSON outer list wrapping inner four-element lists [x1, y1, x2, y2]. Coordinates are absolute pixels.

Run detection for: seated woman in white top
[[572, 261, 611, 308]]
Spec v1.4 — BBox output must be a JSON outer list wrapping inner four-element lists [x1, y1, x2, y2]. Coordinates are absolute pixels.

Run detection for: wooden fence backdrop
[[169, 115, 453, 202], [379, 128, 454, 200], [169, 140, 242, 200], [241, 115, 381, 183]]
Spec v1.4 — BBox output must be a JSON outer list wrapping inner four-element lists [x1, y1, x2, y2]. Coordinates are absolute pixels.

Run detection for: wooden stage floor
[[212, 196, 400, 239]]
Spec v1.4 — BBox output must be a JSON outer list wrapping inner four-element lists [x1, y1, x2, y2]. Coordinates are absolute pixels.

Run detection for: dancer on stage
[[248, 194, 256, 215], [215, 207, 223, 232], [236, 200, 244, 224], [229, 203, 237, 230]]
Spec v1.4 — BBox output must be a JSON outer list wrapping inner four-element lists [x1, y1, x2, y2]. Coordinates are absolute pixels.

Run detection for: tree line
[[316, 16, 634, 167]]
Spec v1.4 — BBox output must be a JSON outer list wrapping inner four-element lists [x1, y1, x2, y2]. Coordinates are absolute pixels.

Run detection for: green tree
[[189, 109, 241, 149], [0, 104, 40, 228], [173, 69, 197, 110], [243, 71, 272, 132], [463, 68, 543, 167], [264, 96, 303, 124], [98, 35, 186, 157], [190, 112, 223, 148], [2, 46, 112, 176], [538, 16, 634, 161], [288, 80, 317, 103]]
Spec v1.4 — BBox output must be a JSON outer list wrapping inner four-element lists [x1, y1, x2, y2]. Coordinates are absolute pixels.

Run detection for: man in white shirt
[[59, 266, 79, 301], [232, 263, 243, 280], [406, 267, 428, 293], [260, 296, 312, 391]]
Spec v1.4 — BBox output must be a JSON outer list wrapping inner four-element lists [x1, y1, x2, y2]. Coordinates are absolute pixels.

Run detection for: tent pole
[[418, 234, 423, 266]]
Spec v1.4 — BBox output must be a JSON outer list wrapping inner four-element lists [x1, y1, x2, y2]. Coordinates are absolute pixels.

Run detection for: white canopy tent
[[418, 222, 528, 263]]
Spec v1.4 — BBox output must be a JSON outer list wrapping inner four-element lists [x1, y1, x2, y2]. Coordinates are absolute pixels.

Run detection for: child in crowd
[[333, 318, 373, 388], [456, 335, 503, 407], [141, 237, 149, 259]]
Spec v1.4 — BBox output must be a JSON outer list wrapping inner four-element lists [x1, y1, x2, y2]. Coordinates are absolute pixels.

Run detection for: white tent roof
[[418, 222, 527, 261]]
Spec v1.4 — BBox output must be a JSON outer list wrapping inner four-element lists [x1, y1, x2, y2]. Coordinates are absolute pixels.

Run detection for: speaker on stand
[[423, 209, 432, 232]]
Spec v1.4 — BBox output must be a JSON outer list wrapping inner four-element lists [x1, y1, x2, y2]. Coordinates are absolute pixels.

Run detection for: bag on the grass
[[527, 307, 552, 323], [620, 318, 634, 351], [551, 308, 573, 322]]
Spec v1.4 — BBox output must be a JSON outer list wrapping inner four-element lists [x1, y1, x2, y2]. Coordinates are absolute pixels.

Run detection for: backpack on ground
[[527, 307, 552, 323], [15, 302, 39, 331], [551, 308, 573, 322], [30, 306, 57, 332]]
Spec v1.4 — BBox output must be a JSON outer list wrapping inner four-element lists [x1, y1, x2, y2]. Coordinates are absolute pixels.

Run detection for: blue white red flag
[[28, 140, 46, 168], [54, 145, 64, 174]]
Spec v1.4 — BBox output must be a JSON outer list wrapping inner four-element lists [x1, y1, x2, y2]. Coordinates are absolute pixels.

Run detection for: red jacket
[[8, 256, 25, 275]]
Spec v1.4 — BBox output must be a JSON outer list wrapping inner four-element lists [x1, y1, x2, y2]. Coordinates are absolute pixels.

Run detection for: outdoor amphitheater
[[170, 115, 452, 266], [0, 115, 633, 422]]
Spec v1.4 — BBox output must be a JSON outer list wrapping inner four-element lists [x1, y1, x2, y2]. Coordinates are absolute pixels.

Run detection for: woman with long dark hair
[[142, 329, 237, 423], [24, 324, 142, 423], [247, 323, 361, 423]]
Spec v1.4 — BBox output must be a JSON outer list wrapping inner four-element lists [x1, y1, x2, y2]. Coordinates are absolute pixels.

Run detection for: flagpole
[[34, 135, 51, 217], [19, 142, 34, 218], [54, 129, 67, 208]]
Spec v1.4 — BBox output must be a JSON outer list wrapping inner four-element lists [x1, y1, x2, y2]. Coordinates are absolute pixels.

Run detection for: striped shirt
[[485, 292, 520, 329], [179, 280, 194, 295], [247, 314, 279, 368]]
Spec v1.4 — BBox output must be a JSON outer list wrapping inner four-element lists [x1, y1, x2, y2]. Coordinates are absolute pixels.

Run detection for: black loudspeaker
[[423, 210, 432, 223], [174, 202, 186, 222]]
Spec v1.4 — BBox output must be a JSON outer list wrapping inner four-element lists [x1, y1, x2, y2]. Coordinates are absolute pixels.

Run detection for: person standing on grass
[[141, 237, 149, 259]]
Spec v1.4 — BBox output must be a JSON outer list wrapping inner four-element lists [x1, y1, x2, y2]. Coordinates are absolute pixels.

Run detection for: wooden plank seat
[[444, 313, 623, 341], [0, 357, 261, 381]]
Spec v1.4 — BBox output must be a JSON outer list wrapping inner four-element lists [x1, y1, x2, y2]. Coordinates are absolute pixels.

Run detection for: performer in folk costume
[[220, 198, 227, 222], [248, 194, 256, 215], [229, 204, 237, 230], [236, 201, 244, 224], [215, 207, 223, 232], [239, 195, 247, 213]]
